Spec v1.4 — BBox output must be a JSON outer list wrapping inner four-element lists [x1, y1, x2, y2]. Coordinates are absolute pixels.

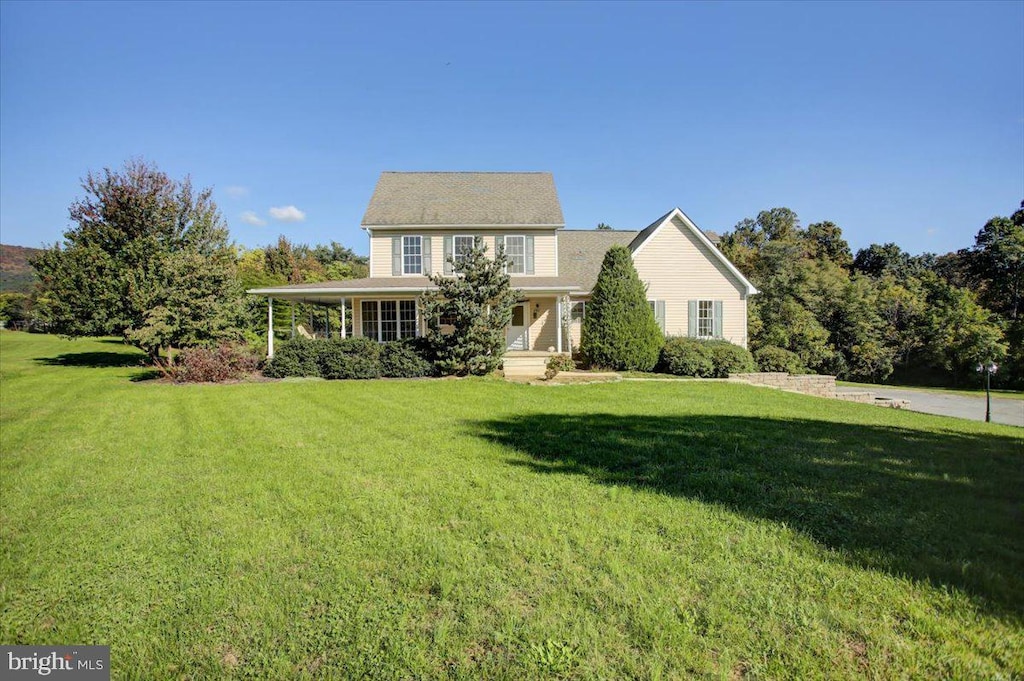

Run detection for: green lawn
[[1, 332, 1022, 679]]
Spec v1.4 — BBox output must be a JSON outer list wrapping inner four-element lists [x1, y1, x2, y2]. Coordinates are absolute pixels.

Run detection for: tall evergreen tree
[[420, 240, 520, 376], [580, 245, 663, 371]]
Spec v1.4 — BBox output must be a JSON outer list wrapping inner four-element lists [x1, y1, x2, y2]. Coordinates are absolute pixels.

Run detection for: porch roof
[[247, 276, 580, 300]]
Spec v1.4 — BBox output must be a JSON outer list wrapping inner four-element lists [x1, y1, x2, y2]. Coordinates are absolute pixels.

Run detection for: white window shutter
[[713, 300, 723, 338], [688, 300, 697, 337], [421, 236, 431, 275]]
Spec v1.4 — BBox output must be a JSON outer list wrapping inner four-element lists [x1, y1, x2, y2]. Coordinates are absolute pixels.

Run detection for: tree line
[[718, 205, 1023, 388]]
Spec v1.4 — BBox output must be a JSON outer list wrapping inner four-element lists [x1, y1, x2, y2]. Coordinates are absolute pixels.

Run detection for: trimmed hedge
[[753, 345, 808, 374], [264, 337, 435, 379], [262, 337, 321, 378], [380, 340, 435, 378], [658, 337, 714, 377], [658, 337, 755, 378], [705, 340, 756, 377]]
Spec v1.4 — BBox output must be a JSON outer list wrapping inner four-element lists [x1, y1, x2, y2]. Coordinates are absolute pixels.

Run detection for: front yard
[[1, 332, 1021, 678]]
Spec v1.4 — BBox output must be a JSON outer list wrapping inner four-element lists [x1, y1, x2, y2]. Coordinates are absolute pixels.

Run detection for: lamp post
[[976, 362, 998, 423]]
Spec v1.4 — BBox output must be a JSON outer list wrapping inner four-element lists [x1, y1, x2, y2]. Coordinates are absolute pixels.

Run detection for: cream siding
[[525, 298, 559, 351], [567, 296, 589, 353], [369, 229, 558, 277], [632, 216, 749, 348]]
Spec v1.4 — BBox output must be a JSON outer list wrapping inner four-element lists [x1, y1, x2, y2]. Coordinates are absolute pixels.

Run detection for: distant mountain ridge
[[0, 244, 42, 293]]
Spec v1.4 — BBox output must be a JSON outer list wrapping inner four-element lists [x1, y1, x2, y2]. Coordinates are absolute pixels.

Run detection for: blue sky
[[1, 1, 1021, 257]]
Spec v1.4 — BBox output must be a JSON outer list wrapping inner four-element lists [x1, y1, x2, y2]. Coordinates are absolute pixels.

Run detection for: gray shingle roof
[[557, 230, 640, 292], [361, 172, 565, 227]]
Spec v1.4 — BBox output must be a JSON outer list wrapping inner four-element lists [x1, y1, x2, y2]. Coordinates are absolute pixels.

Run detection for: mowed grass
[[1, 333, 1022, 680]]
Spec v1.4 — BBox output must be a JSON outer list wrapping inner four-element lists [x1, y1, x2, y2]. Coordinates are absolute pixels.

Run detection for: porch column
[[290, 304, 296, 340], [325, 306, 330, 339], [340, 299, 347, 339], [267, 297, 274, 359], [556, 296, 563, 353]]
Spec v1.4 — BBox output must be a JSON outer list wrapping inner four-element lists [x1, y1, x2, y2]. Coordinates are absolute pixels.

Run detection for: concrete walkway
[[869, 388, 1023, 427]]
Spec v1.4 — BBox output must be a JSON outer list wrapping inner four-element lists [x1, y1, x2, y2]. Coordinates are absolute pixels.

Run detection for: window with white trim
[[453, 235, 475, 269], [402, 236, 422, 275], [504, 235, 526, 274], [697, 300, 714, 338], [571, 301, 585, 322], [361, 301, 378, 340], [361, 299, 418, 341], [380, 301, 399, 341], [399, 300, 417, 337]]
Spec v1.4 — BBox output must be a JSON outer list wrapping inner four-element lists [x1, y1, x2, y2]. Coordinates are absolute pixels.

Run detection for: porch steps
[[502, 353, 550, 380]]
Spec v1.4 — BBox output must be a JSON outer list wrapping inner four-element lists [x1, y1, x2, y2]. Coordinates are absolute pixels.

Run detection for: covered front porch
[[247, 279, 579, 358]]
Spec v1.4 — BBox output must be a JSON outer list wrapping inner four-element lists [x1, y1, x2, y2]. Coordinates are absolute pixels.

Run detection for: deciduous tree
[[32, 159, 241, 363]]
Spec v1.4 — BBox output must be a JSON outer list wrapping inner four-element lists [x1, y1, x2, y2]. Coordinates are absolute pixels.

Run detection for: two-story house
[[248, 172, 757, 359]]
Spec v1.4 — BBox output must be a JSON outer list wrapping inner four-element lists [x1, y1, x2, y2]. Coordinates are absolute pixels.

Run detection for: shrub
[[263, 337, 321, 378], [544, 353, 576, 379], [318, 337, 382, 380], [704, 339, 756, 377], [380, 340, 434, 378], [173, 344, 261, 383], [753, 345, 807, 374], [263, 336, 383, 379], [658, 337, 714, 377], [580, 245, 664, 371]]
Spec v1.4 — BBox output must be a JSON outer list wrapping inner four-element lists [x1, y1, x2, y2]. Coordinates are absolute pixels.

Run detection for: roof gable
[[630, 208, 758, 295], [361, 172, 565, 227]]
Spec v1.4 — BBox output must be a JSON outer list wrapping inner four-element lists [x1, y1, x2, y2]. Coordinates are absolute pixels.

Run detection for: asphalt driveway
[[872, 388, 1023, 427]]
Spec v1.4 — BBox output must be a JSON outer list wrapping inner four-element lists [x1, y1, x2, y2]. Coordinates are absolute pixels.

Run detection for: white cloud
[[239, 210, 267, 227], [225, 185, 249, 199], [269, 205, 307, 223]]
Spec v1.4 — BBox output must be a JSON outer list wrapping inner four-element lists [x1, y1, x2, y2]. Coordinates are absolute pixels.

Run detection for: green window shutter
[[688, 300, 697, 337], [656, 300, 666, 334], [525, 235, 535, 275], [443, 235, 453, 275], [713, 300, 724, 338], [421, 236, 431, 275], [392, 237, 402, 276]]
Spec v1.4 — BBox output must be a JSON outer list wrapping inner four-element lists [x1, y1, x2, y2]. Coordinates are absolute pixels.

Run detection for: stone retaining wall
[[730, 372, 837, 397]]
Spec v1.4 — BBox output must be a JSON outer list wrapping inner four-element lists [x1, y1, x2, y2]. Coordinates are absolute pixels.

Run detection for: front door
[[506, 304, 529, 351]]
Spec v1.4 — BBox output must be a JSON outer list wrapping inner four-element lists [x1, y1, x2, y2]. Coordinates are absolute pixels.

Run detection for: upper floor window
[[453, 235, 475, 269], [402, 236, 422, 275], [504, 235, 526, 274]]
